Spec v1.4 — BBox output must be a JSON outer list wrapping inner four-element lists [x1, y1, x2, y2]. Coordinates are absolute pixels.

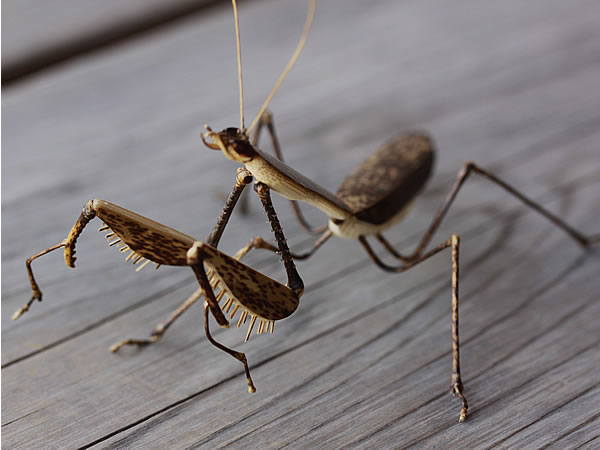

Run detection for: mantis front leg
[[359, 233, 468, 422], [111, 175, 305, 350], [14, 195, 300, 393], [13, 243, 68, 320], [111, 167, 253, 351], [253, 181, 304, 297]]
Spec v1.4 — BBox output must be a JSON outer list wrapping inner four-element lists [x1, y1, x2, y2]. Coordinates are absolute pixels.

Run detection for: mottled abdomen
[[332, 133, 435, 236]]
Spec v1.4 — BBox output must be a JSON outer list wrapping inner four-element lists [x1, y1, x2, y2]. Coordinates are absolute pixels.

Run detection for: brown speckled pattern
[[93, 199, 196, 266], [64, 202, 96, 268], [336, 133, 435, 225], [199, 243, 299, 321]]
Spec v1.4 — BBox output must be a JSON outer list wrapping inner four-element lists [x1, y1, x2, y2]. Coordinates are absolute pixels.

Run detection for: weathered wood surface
[[1, 0, 220, 83], [2, 0, 600, 448]]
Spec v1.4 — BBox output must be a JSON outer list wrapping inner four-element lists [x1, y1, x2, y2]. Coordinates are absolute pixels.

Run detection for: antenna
[[247, 0, 316, 135], [232, 0, 245, 130]]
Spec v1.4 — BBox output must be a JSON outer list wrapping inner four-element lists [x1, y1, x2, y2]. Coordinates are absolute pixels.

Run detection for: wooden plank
[[545, 413, 600, 449], [3, 198, 598, 448], [4, 0, 600, 363], [1, 0, 221, 83], [96, 211, 600, 448], [2, 0, 600, 447], [494, 385, 600, 448]]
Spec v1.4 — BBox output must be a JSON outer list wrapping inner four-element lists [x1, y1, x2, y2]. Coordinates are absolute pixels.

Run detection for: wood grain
[[2, 0, 600, 447], [1, 0, 222, 83]]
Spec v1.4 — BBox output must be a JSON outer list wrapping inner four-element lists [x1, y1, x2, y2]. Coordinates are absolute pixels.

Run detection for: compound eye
[[233, 141, 256, 158]]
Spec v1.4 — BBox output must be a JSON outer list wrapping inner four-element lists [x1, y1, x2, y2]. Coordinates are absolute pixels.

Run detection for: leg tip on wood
[[451, 381, 468, 423], [11, 308, 26, 320], [109, 343, 122, 353]]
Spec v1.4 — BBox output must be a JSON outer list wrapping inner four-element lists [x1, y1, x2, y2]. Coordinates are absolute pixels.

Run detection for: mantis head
[[201, 125, 256, 163], [201, 0, 315, 161]]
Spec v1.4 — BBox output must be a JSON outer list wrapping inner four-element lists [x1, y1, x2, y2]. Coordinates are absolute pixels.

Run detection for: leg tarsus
[[16, 202, 99, 320], [14, 242, 67, 320], [11, 295, 40, 320], [109, 321, 168, 352], [451, 378, 468, 423], [361, 234, 469, 421], [204, 301, 256, 393], [449, 233, 468, 422], [109, 288, 203, 352], [109, 334, 161, 353]]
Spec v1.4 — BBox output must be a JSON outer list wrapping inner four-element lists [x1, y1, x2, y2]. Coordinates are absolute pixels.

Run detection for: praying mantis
[[12, 0, 599, 423]]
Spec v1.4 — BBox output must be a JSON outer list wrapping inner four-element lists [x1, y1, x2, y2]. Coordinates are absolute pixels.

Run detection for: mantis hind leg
[[109, 288, 203, 352], [375, 161, 599, 264], [233, 228, 333, 263], [359, 234, 468, 422], [361, 161, 600, 422]]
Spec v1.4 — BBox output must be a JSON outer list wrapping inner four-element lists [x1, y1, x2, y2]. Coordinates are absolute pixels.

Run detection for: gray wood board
[[1, 0, 221, 82], [2, 0, 600, 447]]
